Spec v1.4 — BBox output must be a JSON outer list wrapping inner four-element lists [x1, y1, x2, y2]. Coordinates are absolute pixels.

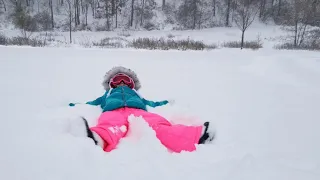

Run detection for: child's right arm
[[69, 91, 108, 106], [86, 96, 103, 106], [69, 96, 103, 106]]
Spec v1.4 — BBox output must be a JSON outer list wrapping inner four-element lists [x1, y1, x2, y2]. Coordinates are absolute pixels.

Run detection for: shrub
[[0, 33, 7, 45], [205, 43, 217, 50], [274, 42, 320, 51], [130, 37, 207, 50], [0, 33, 45, 47], [8, 36, 45, 47], [222, 40, 262, 50], [93, 37, 129, 48]]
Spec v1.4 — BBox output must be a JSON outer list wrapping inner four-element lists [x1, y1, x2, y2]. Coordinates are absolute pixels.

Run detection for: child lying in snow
[[69, 66, 215, 153]]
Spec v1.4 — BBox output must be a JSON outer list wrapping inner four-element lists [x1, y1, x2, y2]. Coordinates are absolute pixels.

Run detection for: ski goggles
[[110, 73, 135, 89]]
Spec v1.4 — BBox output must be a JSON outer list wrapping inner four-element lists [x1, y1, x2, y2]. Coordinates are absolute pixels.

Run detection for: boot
[[198, 122, 215, 144]]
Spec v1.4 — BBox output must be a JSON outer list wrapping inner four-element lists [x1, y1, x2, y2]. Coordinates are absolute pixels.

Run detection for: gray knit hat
[[102, 66, 141, 91]]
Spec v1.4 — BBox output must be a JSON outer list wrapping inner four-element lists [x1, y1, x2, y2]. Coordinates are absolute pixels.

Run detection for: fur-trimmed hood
[[102, 66, 141, 91]]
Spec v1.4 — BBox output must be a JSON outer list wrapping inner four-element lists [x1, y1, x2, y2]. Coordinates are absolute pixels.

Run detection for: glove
[[69, 103, 76, 107], [167, 99, 175, 105]]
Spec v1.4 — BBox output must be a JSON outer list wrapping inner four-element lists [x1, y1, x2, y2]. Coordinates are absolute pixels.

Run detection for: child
[[69, 66, 215, 153]]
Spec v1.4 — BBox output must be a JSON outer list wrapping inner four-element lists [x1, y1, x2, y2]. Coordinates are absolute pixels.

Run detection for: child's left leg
[[129, 108, 214, 153]]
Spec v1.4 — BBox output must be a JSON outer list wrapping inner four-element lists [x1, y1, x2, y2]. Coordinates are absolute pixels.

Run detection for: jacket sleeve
[[142, 98, 169, 108], [85, 91, 108, 106], [86, 96, 103, 106]]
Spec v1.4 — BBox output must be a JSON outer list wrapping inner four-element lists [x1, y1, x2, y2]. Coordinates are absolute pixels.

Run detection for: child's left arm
[[142, 98, 172, 108]]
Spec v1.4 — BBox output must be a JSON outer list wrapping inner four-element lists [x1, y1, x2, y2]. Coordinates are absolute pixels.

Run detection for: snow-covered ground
[[0, 45, 320, 180]]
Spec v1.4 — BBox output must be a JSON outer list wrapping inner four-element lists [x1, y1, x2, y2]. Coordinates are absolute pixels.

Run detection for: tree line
[[0, 0, 319, 48]]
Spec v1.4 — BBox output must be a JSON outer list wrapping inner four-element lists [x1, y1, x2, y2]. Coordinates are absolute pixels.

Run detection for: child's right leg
[[85, 109, 129, 152]]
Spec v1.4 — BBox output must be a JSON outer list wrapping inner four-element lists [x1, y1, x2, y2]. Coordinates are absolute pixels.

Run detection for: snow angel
[[69, 66, 215, 153]]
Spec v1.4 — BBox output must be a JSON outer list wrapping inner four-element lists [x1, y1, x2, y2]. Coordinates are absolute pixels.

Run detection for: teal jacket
[[72, 86, 168, 112]]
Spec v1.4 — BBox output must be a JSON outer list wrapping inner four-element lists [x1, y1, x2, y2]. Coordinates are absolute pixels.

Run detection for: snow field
[[0, 46, 319, 180]]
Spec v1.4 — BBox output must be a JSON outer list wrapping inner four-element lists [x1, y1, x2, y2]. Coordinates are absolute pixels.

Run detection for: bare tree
[[140, 0, 145, 26], [259, 0, 266, 18], [104, 0, 111, 30], [192, 0, 197, 29], [115, 0, 119, 28], [65, 0, 73, 43], [233, 0, 259, 49], [75, 0, 80, 25], [311, 0, 320, 25], [130, 0, 134, 27], [114, 0, 128, 28], [282, 0, 315, 47], [271, 0, 275, 16], [111, 0, 115, 14], [162, 0, 165, 10], [90, 0, 95, 17], [225, 0, 232, 26], [8, 0, 21, 8], [212, 0, 216, 16], [35, 0, 41, 12], [81, 0, 91, 26], [0, 0, 6, 12], [277, 0, 282, 16], [49, 0, 54, 29]]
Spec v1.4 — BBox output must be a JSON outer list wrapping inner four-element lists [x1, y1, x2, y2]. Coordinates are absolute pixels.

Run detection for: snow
[[0, 46, 320, 180]]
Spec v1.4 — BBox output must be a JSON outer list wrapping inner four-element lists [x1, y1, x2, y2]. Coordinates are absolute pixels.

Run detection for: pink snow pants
[[90, 107, 203, 153]]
